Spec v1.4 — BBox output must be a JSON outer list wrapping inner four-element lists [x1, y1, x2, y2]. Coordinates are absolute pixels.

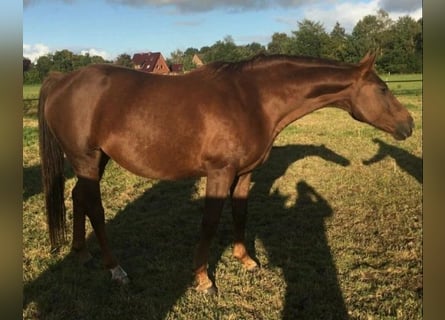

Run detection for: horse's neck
[[254, 65, 354, 135]]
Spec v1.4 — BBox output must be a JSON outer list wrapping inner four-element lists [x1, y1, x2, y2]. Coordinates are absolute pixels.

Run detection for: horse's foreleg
[[194, 165, 236, 294], [230, 173, 258, 271]]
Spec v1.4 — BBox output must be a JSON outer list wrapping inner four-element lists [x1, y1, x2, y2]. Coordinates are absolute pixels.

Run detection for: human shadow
[[362, 138, 423, 184], [23, 144, 350, 319], [248, 146, 350, 319]]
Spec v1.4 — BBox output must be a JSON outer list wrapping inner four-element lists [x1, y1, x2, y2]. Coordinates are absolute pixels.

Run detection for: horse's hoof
[[110, 265, 130, 285], [203, 285, 218, 295], [195, 279, 218, 295], [114, 275, 130, 285], [243, 259, 260, 272], [196, 284, 218, 295], [246, 264, 260, 272]]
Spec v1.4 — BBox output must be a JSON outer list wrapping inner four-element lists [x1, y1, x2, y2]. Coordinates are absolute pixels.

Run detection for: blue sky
[[23, 0, 422, 62]]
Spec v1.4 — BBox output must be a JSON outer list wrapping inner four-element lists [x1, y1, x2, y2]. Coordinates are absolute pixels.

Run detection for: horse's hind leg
[[71, 151, 129, 284], [71, 186, 91, 265], [71, 153, 108, 264], [230, 173, 258, 271]]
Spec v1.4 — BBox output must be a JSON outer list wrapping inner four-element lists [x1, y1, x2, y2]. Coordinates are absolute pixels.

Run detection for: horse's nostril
[[395, 120, 414, 140]]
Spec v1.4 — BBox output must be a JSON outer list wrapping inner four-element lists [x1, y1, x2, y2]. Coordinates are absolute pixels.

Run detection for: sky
[[23, 0, 422, 62]]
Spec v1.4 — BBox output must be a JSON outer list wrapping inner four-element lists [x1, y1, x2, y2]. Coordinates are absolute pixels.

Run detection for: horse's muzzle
[[393, 116, 415, 140]]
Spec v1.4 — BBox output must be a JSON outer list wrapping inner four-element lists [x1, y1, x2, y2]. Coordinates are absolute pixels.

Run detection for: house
[[169, 63, 183, 74], [192, 54, 204, 67], [132, 52, 170, 74], [170, 63, 184, 75]]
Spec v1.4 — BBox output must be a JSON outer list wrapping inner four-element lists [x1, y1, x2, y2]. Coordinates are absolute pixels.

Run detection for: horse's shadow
[[23, 163, 75, 201], [23, 165, 44, 200], [362, 138, 423, 183], [24, 144, 350, 319]]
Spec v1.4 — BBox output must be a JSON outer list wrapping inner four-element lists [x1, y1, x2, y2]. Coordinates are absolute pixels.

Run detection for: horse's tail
[[38, 72, 66, 249]]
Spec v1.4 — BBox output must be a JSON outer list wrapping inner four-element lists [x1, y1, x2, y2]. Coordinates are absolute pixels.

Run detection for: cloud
[[23, 44, 113, 62], [302, 0, 380, 32], [24, 0, 75, 9], [107, 0, 312, 12], [22, 0, 313, 12], [23, 43, 51, 62], [379, 0, 422, 12], [275, 0, 422, 33], [24, 0, 423, 15], [80, 48, 112, 60]]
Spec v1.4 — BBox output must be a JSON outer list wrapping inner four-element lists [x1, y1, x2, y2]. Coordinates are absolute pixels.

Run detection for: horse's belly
[[102, 139, 206, 181]]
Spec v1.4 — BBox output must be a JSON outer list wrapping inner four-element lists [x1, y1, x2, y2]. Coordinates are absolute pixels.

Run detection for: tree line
[[24, 10, 422, 84]]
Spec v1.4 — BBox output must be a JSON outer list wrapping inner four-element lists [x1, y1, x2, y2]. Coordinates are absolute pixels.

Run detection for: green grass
[[23, 81, 422, 319], [380, 73, 422, 97], [23, 84, 42, 100]]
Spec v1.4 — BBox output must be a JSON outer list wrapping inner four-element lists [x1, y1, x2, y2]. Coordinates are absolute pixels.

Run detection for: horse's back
[[41, 64, 271, 180]]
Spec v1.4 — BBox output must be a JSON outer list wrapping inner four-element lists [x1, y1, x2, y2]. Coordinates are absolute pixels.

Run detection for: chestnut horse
[[38, 53, 413, 293]]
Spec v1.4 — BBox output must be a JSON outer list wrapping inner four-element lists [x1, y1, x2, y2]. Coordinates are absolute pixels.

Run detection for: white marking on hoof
[[110, 265, 129, 285]]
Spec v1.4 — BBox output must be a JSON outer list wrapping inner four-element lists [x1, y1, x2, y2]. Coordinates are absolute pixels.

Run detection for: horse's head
[[345, 53, 414, 140]]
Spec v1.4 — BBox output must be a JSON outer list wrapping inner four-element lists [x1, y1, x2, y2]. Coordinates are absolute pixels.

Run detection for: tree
[[114, 53, 134, 68], [23, 58, 32, 73], [203, 35, 244, 63], [184, 47, 199, 56], [414, 18, 423, 71], [328, 22, 349, 61], [52, 49, 74, 73], [243, 42, 266, 57], [72, 53, 92, 70], [181, 48, 201, 71], [36, 55, 53, 81], [267, 32, 292, 54], [23, 58, 40, 84], [291, 19, 329, 57], [379, 15, 422, 73], [169, 49, 185, 65], [349, 9, 392, 63], [90, 55, 106, 64]]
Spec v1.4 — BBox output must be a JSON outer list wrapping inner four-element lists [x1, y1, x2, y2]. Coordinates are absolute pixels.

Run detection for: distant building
[[192, 54, 204, 67], [169, 63, 184, 74], [132, 52, 170, 74]]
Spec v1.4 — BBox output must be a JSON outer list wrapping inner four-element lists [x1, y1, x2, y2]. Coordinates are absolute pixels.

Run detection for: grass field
[[23, 84, 41, 99], [23, 77, 422, 319]]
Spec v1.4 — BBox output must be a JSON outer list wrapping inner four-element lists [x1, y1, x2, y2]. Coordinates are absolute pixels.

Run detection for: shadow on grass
[[23, 163, 75, 200], [23, 178, 201, 319], [23, 165, 42, 200], [362, 138, 423, 184], [248, 145, 349, 319], [23, 144, 349, 319]]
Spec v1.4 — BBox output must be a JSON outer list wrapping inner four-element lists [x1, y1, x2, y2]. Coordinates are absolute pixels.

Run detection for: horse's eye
[[380, 86, 388, 94]]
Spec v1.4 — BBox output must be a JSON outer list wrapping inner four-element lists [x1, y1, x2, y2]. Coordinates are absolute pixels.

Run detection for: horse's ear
[[359, 51, 377, 73]]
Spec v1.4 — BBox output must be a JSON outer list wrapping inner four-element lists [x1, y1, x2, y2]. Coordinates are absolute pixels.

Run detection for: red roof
[[132, 52, 162, 73]]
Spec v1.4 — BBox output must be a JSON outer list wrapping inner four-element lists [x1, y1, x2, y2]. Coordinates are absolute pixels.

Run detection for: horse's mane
[[200, 54, 353, 74]]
